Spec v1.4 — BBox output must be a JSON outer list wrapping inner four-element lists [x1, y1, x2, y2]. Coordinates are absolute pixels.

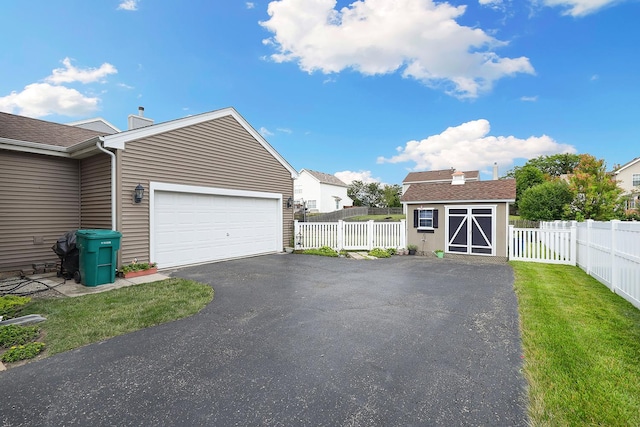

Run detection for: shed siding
[[119, 115, 294, 264], [406, 202, 509, 257], [0, 151, 80, 271], [80, 154, 112, 229]]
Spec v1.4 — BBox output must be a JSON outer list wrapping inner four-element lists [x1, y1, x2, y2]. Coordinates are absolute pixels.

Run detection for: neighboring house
[[402, 168, 480, 195], [401, 170, 515, 258], [294, 169, 352, 213], [612, 157, 640, 211], [0, 107, 298, 272]]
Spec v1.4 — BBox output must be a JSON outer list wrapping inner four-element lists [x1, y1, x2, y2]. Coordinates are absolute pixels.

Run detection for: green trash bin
[[75, 229, 122, 287]]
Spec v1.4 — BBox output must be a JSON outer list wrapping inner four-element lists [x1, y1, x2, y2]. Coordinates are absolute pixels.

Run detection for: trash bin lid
[[76, 229, 122, 239]]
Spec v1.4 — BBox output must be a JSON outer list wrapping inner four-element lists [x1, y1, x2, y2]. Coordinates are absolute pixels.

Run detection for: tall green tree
[[526, 153, 581, 177], [519, 180, 573, 221], [564, 154, 624, 220], [381, 184, 402, 208], [514, 165, 545, 211], [347, 181, 384, 207]]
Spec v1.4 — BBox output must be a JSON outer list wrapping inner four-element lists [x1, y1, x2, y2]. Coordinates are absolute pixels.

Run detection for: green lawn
[[512, 262, 640, 426], [19, 278, 213, 357]]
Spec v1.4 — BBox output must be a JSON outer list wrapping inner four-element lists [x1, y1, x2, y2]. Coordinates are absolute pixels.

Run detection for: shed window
[[413, 208, 439, 229], [633, 174, 640, 187]]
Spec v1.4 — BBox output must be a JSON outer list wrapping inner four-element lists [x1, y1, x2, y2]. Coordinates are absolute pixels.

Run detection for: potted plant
[[407, 244, 418, 255], [119, 261, 158, 279], [434, 249, 445, 259]]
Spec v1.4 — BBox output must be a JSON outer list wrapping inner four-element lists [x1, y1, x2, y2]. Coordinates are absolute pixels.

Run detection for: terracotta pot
[[123, 267, 158, 279]]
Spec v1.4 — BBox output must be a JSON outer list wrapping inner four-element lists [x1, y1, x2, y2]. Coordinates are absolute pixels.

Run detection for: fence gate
[[509, 225, 576, 265]]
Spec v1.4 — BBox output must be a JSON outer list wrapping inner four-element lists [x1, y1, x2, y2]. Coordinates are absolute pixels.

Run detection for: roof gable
[[403, 169, 480, 183], [301, 169, 347, 187], [614, 157, 640, 174], [103, 107, 298, 178], [401, 179, 516, 203]]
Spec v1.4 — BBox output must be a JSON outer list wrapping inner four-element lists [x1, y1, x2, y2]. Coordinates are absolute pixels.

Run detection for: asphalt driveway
[[0, 254, 527, 426]]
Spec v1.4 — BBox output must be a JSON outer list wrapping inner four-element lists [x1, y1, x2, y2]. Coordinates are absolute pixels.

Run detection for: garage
[[151, 184, 282, 268]]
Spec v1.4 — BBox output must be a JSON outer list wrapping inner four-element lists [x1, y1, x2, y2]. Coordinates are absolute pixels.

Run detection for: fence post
[[508, 225, 514, 260], [337, 220, 344, 251], [400, 219, 406, 250], [611, 220, 619, 293], [367, 220, 374, 250], [586, 219, 593, 276], [570, 224, 577, 266]]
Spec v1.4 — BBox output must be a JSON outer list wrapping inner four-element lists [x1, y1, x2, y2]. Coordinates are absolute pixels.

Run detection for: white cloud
[[590, 74, 599, 81], [46, 57, 117, 84], [335, 170, 381, 185], [259, 126, 274, 136], [117, 0, 139, 11], [539, 0, 622, 16], [246, 2, 256, 9], [520, 95, 538, 101], [260, 0, 534, 99], [0, 58, 117, 118], [117, 82, 134, 90], [276, 127, 292, 134], [0, 83, 100, 117], [377, 119, 576, 172]]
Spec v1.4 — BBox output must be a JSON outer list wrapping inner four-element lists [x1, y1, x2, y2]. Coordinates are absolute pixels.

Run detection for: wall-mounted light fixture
[[287, 197, 293, 208], [134, 183, 145, 203]]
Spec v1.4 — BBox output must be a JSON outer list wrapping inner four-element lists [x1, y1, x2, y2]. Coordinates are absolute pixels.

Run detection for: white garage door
[[153, 190, 280, 268]]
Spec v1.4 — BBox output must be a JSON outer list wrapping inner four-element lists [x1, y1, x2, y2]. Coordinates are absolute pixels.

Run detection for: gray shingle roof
[[403, 169, 480, 183], [0, 112, 104, 147], [304, 169, 348, 187], [401, 179, 516, 202]]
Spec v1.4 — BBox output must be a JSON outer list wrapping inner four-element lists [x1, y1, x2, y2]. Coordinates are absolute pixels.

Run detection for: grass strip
[[21, 278, 213, 357], [512, 262, 640, 426]]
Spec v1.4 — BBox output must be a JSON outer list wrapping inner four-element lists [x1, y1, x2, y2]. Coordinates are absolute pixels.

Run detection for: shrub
[[0, 325, 40, 347], [368, 248, 391, 258], [386, 248, 397, 255], [1, 342, 45, 363], [0, 295, 31, 319], [120, 262, 157, 274], [302, 246, 339, 257]]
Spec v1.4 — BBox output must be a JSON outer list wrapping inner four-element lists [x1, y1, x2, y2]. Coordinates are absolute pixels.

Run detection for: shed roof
[[403, 169, 480, 183], [401, 179, 516, 203], [302, 169, 348, 187], [0, 112, 104, 147]]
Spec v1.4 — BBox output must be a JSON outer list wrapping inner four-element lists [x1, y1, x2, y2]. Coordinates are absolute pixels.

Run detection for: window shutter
[[413, 209, 419, 228], [433, 209, 439, 228]]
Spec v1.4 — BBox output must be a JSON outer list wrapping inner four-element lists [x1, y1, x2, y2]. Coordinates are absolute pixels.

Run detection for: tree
[[526, 153, 581, 177], [381, 184, 402, 208], [347, 181, 384, 207], [518, 180, 573, 221], [564, 154, 624, 221], [514, 165, 545, 212], [347, 180, 366, 206]]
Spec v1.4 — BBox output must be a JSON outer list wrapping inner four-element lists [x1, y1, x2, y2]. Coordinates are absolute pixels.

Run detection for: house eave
[[0, 136, 104, 159], [402, 199, 515, 204]]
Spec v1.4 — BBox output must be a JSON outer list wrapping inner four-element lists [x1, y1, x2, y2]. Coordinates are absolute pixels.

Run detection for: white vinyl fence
[[536, 220, 640, 310], [509, 225, 576, 265], [294, 220, 405, 251]]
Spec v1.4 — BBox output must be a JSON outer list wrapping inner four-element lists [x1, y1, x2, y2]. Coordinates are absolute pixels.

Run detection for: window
[[335, 199, 340, 210], [306, 200, 316, 209], [633, 174, 640, 187], [413, 208, 439, 230]]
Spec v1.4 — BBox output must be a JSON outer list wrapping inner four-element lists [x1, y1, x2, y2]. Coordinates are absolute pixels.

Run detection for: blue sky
[[1, 0, 638, 185]]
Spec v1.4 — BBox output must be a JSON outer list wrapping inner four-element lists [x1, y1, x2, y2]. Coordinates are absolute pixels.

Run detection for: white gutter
[[96, 138, 117, 231]]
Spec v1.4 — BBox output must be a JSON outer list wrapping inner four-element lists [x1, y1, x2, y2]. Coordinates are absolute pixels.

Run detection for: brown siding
[[407, 202, 509, 257], [0, 151, 80, 271], [80, 154, 112, 229], [119, 115, 294, 264]]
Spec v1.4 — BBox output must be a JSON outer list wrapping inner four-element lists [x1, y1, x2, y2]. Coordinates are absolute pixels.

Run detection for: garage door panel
[[154, 191, 279, 268]]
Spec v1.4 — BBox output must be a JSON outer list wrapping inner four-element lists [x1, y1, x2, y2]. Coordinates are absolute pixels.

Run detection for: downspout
[[96, 138, 117, 231]]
